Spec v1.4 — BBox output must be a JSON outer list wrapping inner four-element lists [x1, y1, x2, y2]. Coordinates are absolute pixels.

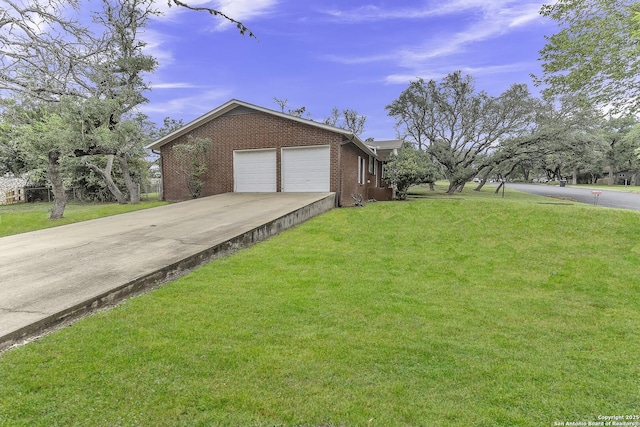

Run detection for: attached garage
[[233, 149, 276, 192], [147, 99, 393, 206], [281, 145, 330, 192]]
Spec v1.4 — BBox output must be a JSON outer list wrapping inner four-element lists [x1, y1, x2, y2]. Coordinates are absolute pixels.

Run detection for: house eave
[[145, 99, 377, 158]]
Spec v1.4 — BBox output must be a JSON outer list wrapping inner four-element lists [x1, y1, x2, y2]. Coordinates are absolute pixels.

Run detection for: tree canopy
[[536, 0, 640, 114], [387, 71, 536, 193], [383, 143, 437, 200], [0, 0, 250, 218]]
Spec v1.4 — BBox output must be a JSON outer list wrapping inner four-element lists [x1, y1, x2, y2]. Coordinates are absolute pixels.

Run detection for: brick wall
[[161, 110, 343, 201], [338, 143, 392, 205], [159, 108, 391, 206]]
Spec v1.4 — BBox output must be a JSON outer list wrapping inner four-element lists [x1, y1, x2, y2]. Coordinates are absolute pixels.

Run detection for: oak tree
[[387, 71, 536, 193], [536, 0, 640, 114], [0, 0, 250, 217]]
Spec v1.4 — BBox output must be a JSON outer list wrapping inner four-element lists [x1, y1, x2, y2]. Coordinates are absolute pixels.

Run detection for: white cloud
[[321, 52, 395, 65], [384, 72, 444, 85], [323, 1, 548, 87], [213, 0, 277, 19], [459, 63, 533, 75], [149, 82, 200, 89], [384, 63, 533, 85], [325, 0, 538, 23], [324, 2, 546, 68], [401, 3, 546, 62], [140, 29, 176, 68], [140, 88, 233, 118], [507, 5, 544, 28]]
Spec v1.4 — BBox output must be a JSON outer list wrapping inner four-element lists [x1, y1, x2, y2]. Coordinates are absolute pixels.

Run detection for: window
[[368, 155, 374, 174], [358, 156, 366, 184]]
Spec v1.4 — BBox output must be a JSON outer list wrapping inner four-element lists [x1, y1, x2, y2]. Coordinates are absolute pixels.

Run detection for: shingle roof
[[145, 99, 377, 157]]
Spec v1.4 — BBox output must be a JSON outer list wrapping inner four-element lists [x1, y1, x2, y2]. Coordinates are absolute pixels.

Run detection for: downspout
[[337, 154, 342, 207], [152, 149, 163, 200], [339, 136, 360, 208]]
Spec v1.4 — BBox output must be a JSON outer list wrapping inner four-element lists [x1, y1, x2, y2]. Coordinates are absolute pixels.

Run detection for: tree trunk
[[86, 155, 127, 204], [609, 163, 615, 185], [118, 154, 140, 204], [48, 150, 67, 220], [446, 180, 462, 194], [428, 181, 435, 191], [572, 166, 578, 185], [475, 167, 494, 191]]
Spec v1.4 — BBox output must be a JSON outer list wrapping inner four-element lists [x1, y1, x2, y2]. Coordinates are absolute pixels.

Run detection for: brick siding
[[160, 109, 391, 206]]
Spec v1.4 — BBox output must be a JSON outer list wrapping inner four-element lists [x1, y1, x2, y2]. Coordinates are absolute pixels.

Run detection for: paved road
[[0, 192, 334, 350], [504, 183, 640, 211]]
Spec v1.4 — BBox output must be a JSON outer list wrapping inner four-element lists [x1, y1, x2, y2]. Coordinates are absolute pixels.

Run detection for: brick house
[[146, 99, 393, 206]]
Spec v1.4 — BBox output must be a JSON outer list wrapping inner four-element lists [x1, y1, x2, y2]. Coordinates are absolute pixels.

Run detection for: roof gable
[[145, 99, 376, 156]]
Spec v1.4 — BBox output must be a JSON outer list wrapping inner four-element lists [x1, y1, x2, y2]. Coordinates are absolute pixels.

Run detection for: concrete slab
[[0, 192, 335, 350]]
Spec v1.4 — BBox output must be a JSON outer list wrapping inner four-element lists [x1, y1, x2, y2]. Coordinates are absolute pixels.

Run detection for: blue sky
[[140, 0, 557, 141]]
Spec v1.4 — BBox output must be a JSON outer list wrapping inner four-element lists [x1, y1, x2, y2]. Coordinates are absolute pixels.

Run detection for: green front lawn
[[1, 187, 638, 426], [573, 183, 640, 193]]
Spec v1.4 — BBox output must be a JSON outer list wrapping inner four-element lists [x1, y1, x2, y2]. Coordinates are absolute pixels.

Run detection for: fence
[[3, 188, 25, 205], [18, 181, 162, 204]]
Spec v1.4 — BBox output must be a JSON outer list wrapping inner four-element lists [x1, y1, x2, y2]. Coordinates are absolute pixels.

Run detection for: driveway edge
[[0, 193, 335, 352]]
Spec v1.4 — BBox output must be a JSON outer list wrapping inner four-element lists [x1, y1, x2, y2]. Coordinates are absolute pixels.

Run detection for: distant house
[[0, 176, 28, 205], [146, 99, 394, 206], [598, 166, 639, 186]]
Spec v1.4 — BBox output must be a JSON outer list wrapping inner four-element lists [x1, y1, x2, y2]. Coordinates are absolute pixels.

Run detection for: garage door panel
[[234, 149, 276, 192], [282, 146, 330, 192]]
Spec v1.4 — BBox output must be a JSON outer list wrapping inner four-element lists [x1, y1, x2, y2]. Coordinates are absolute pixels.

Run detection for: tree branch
[[168, 0, 257, 39]]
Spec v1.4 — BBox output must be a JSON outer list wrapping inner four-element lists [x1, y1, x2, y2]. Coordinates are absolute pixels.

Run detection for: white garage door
[[281, 145, 330, 192], [233, 149, 276, 192]]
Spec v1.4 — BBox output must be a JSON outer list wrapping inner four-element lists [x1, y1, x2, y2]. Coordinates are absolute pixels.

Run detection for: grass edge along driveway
[[0, 198, 168, 237], [1, 188, 639, 426]]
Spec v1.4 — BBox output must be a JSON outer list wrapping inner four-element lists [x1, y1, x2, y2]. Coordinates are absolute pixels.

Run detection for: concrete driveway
[[504, 183, 640, 211], [0, 192, 335, 350]]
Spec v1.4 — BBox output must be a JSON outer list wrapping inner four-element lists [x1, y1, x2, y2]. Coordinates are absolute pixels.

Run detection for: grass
[[1, 186, 639, 426], [573, 183, 640, 193], [0, 197, 168, 237]]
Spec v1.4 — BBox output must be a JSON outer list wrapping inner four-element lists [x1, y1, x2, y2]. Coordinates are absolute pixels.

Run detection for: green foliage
[[172, 136, 212, 198], [537, 0, 640, 114], [324, 107, 367, 136], [0, 101, 71, 168], [1, 192, 639, 425], [1, 0, 162, 211], [597, 115, 640, 183], [387, 71, 536, 193], [0, 199, 166, 237], [483, 94, 607, 184], [156, 116, 185, 138], [383, 144, 437, 199]]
